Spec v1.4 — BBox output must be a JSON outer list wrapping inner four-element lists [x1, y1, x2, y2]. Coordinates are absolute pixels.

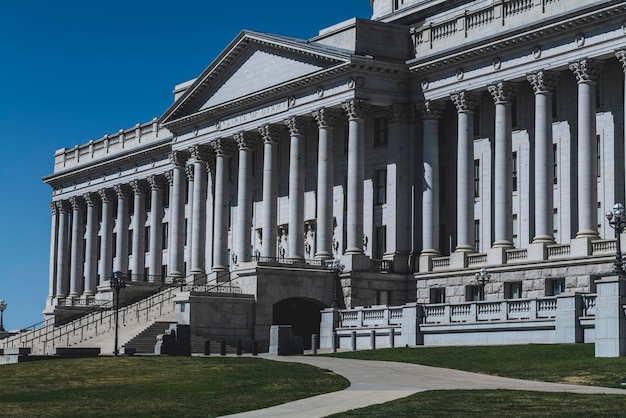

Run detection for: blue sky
[[0, 1, 373, 330]]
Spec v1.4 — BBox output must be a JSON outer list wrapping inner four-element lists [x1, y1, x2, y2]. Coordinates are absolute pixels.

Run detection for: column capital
[[147, 174, 166, 190], [258, 124, 285, 144], [450, 90, 480, 112], [50, 201, 58, 215], [386, 104, 411, 124], [417, 100, 445, 120], [129, 179, 149, 195], [527, 70, 559, 94], [234, 131, 260, 149], [342, 99, 370, 120], [82, 192, 100, 207], [312, 108, 339, 128], [55, 200, 70, 213], [616, 49, 626, 73], [113, 184, 132, 199], [210, 138, 235, 156], [188, 144, 212, 163], [284, 116, 310, 136], [97, 188, 114, 202], [569, 58, 603, 83], [488, 81, 519, 104], [185, 164, 194, 181], [169, 150, 190, 167]]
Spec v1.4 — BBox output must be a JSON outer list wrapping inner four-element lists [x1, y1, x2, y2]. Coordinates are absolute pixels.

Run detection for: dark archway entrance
[[273, 298, 324, 349]]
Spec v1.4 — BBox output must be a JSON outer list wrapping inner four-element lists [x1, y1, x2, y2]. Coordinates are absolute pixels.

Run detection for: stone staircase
[[123, 321, 177, 354], [190, 335, 241, 355]]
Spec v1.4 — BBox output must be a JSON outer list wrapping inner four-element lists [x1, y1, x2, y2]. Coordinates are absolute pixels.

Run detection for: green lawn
[[0, 356, 348, 417]]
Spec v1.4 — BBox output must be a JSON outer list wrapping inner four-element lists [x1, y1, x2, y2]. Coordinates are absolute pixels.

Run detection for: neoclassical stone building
[[35, 0, 626, 352]]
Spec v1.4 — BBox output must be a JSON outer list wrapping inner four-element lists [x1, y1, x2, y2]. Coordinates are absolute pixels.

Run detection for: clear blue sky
[[0, 0, 373, 330]]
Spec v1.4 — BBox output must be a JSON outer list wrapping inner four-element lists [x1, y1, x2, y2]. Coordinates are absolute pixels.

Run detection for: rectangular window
[[430, 288, 446, 304], [511, 98, 519, 130], [552, 86, 558, 119], [474, 219, 480, 251], [474, 159, 480, 198], [185, 177, 190, 204], [512, 214, 519, 248], [374, 169, 387, 205], [598, 202, 602, 231], [547, 278, 566, 296], [375, 226, 386, 260], [466, 285, 482, 302], [553, 208, 559, 243], [163, 185, 170, 208], [145, 193, 152, 212], [144, 267, 149, 280], [553, 143, 558, 185], [161, 265, 168, 281], [473, 108, 481, 136], [97, 236, 102, 260], [128, 233, 133, 255], [144, 226, 150, 250], [112, 233, 117, 257], [373, 117, 388, 146], [597, 135, 601, 178], [162, 223, 169, 249], [376, 290, 390, 305], [512, 151, 518, 192], [505, 282, 523, 299], [440, 168, 447, 205]]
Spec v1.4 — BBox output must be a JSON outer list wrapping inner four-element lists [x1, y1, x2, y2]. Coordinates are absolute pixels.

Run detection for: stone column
[[168, 151, 188, 278], [569, 58, 603, 239], [234, 132, 257, 264], [83, 193, 99, 296], [188, 145, 210, 274], [147, 175, 165, 281], [418, 101, 445, 261], [98, 189, 114, 284], [313, 108, 338, 259], [259, 125, 281, 258], [285, 116, 309, 260], [342, 99, 370, 255], [386, 104, 412, 270], [55, 200, 70, 298], [211, 139, 230, 272], [69, 196, 85, 298], [185, 164, 194, 273], [450, 91, 479, 252], [47, 202, 59, 304], [113, 184, 131, 274], [488, 81, 518, 248], [528, 70, 559, 244], [130, 180, 147, 281]]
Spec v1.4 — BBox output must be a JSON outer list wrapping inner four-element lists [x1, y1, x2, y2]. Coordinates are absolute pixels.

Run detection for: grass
[[326, 344, 626, 417], [0, 356, 349, 417], [327, 343, 626, 388]]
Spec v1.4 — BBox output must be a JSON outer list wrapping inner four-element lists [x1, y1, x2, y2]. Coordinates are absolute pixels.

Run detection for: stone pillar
[[488, 81, 518, 248], [167, 151, 188, 278], [259, 125, 281, 259], [555, 294, 583, 343], [234, 132, 257, 264], [189, 145, 210, 274], [147, 175, 165, 281], [55, 200, 70, 298], [342, 99, 370, 255], [130, 180, 147, 281], [419, 101, 445, 262], [313, 108, 337, 259], [97, 189, 114, 284], [451, 91, 479, 252], [528, 71, 559, 244], [595, 276, 626, 357], [285, 116, 309, 260], [47, 202, 58, 303], [68, 196, 85, 298], [211, 139, 230, 273], [113, 184, 131, 274], [185, 164, 194, 272], [569, 58, 603, 239], [386, 104, 412, 271], [83, 193, 99, 296]]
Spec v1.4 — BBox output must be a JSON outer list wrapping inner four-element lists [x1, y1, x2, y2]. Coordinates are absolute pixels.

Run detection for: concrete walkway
[[223, 355, 626, 418]]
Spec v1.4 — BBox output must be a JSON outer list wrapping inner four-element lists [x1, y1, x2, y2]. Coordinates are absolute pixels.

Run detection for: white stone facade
[[41, 1, 626, 349]]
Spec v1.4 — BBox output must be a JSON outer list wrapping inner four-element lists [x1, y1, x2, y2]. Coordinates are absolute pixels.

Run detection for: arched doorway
[[273, 298, 324, 349]]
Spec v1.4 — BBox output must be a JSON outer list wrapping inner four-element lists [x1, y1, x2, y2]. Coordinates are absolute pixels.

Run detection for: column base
[[455, 245, 474, 253], [341, 253, 370, 272], [492, 240, 514, 249], [576, 229, 600, 239], [532, 234, 555, 244]]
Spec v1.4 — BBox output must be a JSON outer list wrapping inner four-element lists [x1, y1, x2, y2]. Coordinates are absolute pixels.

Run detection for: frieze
[[218, 100, 289, 130]]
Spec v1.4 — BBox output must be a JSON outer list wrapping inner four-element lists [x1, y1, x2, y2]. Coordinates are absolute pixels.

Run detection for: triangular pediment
[[161, 31, 352, 128]]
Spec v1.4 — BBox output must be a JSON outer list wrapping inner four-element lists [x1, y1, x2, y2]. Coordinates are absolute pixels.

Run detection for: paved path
[[223, 355, 626, 418]]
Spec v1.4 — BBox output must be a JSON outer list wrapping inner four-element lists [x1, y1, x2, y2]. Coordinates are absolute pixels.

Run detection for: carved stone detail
[[527, 71, 559, 94], [259, 124, 284, 144], [488, 81, 519, 104], [569, 58, 603, 83], [234, 131, 259, 149], [69, 196, 84, 210], [113, 184, 131, 199], [83, 192, 99, 207], [97, 189, 114, 202], [342, 99, 370, 120], [615, 49, 626, 74], [386, 104, 411, 124], [284, 116, 310, 136], [450, 91, 480, 112], [130, 180, 148, 195], [417, 100, 445, 120], [312, 108, 338, 129], [147, 175, 165, 190]]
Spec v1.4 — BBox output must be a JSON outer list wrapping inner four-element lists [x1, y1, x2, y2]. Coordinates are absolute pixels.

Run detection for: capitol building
[[3, 0, 626, 356]]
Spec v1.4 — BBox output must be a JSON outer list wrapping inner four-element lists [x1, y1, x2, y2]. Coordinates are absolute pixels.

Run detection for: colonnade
[[47, 100, 370, 302], [420, 53, 626, 257]]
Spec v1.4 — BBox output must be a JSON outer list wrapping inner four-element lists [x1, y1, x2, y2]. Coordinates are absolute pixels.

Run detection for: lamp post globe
[[109, 271, 127, 356], [0, 300, 6, 332], [475, 268, 491, 301], [606, 203, 626, 276]]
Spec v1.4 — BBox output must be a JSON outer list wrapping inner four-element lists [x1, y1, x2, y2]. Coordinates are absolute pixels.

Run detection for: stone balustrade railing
[[411, 0, 568, 56], [339, 305, 404, 328]]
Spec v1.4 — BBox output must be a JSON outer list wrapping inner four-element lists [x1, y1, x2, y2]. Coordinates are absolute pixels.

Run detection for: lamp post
[[0, 300, 6, 332], [606, 203, 626, 276], [329, 258, 345, 308], [475, 268, 491, 301], [109, 271, 127, 356]]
